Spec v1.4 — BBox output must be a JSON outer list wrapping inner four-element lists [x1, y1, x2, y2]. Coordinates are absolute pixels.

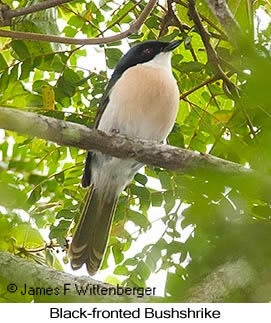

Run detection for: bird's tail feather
[[69, 185, 118, 275]]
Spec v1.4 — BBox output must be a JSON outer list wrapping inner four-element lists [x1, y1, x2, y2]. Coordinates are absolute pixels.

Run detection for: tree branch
[[174, 0, 228, 39], [0, 250, 157, 302], [4, 0, 73, 22], [202, 1, 254, 57], [0, 0, 158, 44], [203, 0, 242, 42], [0, 250, 264, 302], [0, 107, 251, 177], [185, 258, 257, 302]]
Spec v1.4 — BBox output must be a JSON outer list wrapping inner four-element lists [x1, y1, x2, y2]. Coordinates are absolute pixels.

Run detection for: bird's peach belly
[[98, 66, 179, 141]]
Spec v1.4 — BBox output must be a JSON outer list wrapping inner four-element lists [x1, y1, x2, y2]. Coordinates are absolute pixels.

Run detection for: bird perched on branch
[[69, 39, 181, 275]]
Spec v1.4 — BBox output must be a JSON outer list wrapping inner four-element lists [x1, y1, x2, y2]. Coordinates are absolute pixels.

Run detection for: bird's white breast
[[98, 52, 179, 142]]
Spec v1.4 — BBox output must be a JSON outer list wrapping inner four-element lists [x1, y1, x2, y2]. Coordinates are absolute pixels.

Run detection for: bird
[[69, 39, 181, 275]]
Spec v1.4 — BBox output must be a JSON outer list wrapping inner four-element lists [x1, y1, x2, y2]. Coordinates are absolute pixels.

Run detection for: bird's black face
[[113, 40, 181, 77]]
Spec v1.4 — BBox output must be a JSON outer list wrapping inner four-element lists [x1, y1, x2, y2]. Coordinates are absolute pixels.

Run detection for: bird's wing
[[82, 71, 122, 187], [93, 72, 122, 129]]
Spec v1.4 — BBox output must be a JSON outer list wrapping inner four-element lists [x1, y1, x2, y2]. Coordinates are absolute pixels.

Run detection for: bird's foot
[[111, 128, 120, 135]]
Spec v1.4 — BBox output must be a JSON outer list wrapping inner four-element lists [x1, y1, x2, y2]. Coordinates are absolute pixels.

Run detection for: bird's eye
[[142, 48, 153, 56]]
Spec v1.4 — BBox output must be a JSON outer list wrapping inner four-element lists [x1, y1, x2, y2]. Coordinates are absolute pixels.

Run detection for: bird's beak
[[163, 40, 182, 52]]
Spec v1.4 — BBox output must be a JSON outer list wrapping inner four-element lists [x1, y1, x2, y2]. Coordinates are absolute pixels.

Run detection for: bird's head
[[113, 39, 182, 76]]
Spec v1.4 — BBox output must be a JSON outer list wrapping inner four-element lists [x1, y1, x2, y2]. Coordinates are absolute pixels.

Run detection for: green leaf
[[10, 224, 44, 248], [55, 172, 65, 184], [166, 241, 184, 256], [46, 249, 54, 267], [145, 16, 160, 29], [104, 275, 122, 285], [63, 26, 77, 37], [20, 60, 32, 80], [0, 215, 12, 241], [49, 220, 70, 247], [178, 61, 205, 73], [160, 30, 180, 42], [163, 191, 175, 214], [165, 272, 185, 297], [147, 245, 162, 271], [0, 182, 27, 209], [134, 173, 148, 186], [127, 210, 150, 231], [0, 70, 10, 92], [151, 192, 164, 207], [28, 186, 41, 205], [145, 254, 157, 272], [172, 54, 184, 67], [56, 77, 76, 98], [11, 40, 30, 60], [9, 65, 19, 83], [68, 16, 84, 28], [56, 209, 74, 219], [0, 54, 8, 70], [114, 265, 129, 276], [106, 2, 134, 27], [63, 68, 81, 84], [123, 258, 138, 266], [130, 184, 150, 200], [33, 80, 48, 94], [130, 272, 145, 288], [106, 48, 123, 69], [136, 261, 151, 280], [158, 172, 172, 190], [51, 55, 65, 73], [112, 245, 124, 264]]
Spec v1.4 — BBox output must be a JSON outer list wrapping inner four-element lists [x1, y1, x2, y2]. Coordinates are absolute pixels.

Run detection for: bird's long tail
[[69, 185, 118, 275]]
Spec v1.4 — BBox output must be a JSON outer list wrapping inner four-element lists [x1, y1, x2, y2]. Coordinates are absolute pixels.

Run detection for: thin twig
[[0, 0, 158, 45], [7, 0, 72, 18], [179, 75, 219, 100], [167, 0, 198, 61], [188, 0, 239, 99], [101, 0, 144, 35], [59, 4, 102, 35]]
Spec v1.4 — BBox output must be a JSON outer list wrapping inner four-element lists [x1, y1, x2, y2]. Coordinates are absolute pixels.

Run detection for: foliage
[[1, 0, 271, 302]]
